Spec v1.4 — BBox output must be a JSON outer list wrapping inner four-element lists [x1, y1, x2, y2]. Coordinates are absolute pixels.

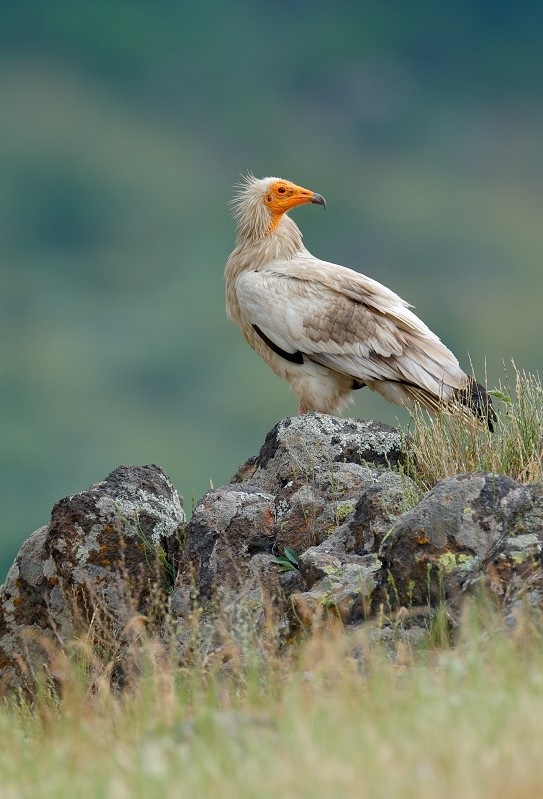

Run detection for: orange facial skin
[[264, 180, 326, 231]]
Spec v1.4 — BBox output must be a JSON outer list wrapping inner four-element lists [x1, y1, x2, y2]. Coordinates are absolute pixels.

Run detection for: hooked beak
[[311, 192, 326, 209]]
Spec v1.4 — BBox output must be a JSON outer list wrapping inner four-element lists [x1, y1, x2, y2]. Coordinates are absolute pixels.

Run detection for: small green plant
[[272, 547, 300, 572], [335, 502, 355, 524], [319, 590, 338, 609]]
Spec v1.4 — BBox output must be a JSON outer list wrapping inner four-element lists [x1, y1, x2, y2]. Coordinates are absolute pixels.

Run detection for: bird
[[224, 174, 495, 430]]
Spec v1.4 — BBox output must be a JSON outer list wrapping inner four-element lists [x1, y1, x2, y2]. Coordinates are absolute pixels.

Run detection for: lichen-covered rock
[[479, 480, 543, 620], [335, 471, 420, 555], [0, 526, 51, 691], [291, 555, 382, 627], [235, 413, 408, 559], [380, 472, 542, 609], [233, 413, 405, 493], [273, 462, 406, 555], [171, 484, 279, 656], [174, 414, 413, 649], [0, 464, 185, 693], [179, 484, 276, 601], [5, 414, 543, 690]]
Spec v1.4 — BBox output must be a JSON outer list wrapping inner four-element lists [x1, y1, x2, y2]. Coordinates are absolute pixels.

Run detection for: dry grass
[[1, 599, 543, 798], [406, 363, 543, 491]]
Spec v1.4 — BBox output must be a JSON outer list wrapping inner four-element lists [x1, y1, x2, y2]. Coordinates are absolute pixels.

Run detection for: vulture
[[224, 174, 495, 430]]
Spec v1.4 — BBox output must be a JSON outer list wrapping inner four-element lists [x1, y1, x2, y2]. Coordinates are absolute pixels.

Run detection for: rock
[[238, 413, 408, 558], [335, 471, 420, 555], [0, 526, 51, 692], [4, 414, 543, 691], [278, 467, 417, 626], [481, 480, 543, 621], [380, 472, 542, 611], [233, 413, 405, 493], [179, 484, 276, 601], [273, 462, 406, 555], [174, 414, 414, 650], [171, 484, 279, 658], [177, 415, 543, 641], [292, 550, 382, 627], [0, 464, 185, 693]]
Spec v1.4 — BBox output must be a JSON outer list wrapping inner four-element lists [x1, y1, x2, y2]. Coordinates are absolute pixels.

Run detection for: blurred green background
[[1, 1, 542, 581]]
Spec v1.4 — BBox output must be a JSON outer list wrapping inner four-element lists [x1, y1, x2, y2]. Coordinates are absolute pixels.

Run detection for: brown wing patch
[[303, 295, 382, 348]]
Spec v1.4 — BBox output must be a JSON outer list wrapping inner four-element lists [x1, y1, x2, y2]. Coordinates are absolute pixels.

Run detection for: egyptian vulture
[[225, 174, 494, 429]]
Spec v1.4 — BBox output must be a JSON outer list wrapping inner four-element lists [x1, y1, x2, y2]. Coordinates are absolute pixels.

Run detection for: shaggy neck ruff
[[231, 175, 305, 262]]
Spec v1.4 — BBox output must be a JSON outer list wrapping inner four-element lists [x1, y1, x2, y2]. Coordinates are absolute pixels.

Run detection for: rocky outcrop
[[1, 414, 543, 693], [172, 415, 409, 652], [175, 415, 543, 646], [0, 465, 185, 692]]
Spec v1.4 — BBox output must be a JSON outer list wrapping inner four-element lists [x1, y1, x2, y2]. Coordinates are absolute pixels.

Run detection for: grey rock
[[0, 464, 185, 693], [180, 484, 276, 601], [274, 462, 395, 555], [380, 472, 542, 608], [291, 555, 382, 627], [298, 546, 377, 586], [5, 413, 543, 690], [233, 413, 405, 493], [173, 414, 411, 650], [333, 470, 420, 555], [172, 485, 280, 657]]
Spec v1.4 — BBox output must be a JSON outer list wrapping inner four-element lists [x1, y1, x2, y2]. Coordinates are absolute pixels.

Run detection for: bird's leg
[[298, 403, 308, 414]]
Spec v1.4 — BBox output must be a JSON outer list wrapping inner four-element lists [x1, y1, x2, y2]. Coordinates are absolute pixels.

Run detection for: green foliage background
[[1, 1, 542, 579]]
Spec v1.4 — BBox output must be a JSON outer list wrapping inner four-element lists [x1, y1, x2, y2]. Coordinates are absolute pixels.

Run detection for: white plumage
[[225, 174, 493, 426]]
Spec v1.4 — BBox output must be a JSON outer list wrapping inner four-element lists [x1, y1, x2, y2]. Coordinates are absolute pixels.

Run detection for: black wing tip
[[455, 377, 497, 432]]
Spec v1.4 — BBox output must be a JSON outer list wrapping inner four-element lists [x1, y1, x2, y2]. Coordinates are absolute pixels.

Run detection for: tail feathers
[[454, 377, 497, 432], [372, 376, 497, 432], [369, 376, 497, 431]]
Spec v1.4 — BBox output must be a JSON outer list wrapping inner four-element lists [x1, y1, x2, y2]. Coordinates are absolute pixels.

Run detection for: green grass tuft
[[406, 362, 543, 491]]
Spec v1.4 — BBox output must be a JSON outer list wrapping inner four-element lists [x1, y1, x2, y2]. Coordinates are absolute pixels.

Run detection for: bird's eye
[[277, 186, 286, 194]]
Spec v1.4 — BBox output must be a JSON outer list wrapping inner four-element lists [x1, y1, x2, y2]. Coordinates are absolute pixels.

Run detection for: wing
[[235, 255, 467, 398]]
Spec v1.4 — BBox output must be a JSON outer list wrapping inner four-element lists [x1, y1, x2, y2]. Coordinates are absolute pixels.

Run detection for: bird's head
[[232, 174, 326, 241], [262, 178, 326, 218]]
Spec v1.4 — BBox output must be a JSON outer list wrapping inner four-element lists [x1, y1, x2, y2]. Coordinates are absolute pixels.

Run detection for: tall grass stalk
[[407, 363, 543, 491]]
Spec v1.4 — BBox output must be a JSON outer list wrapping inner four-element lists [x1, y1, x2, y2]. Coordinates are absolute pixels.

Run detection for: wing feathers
[[235, 256, 466, 398], [252, 324, 303, 364]]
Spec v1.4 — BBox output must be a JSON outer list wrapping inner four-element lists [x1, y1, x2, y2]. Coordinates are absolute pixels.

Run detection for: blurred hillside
[[1, 1, 542, 579]]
